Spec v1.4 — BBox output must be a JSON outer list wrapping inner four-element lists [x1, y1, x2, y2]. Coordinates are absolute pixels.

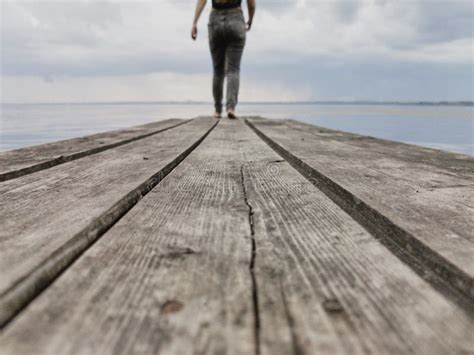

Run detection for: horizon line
[[2, 100, 473, 106]]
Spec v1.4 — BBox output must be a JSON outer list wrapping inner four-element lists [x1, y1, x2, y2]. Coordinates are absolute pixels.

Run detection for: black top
[[212, 0, 242, 9]]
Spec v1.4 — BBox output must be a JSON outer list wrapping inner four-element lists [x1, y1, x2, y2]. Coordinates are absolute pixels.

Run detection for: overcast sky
[[1, 0, 473, 103]]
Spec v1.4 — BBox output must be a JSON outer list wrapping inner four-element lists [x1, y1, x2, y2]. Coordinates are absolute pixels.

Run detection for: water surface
[[1, 103, 472, 155]]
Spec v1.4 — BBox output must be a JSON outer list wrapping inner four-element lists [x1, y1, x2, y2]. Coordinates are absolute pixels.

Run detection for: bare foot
[[227, 110, 237, 119], [213, 112, 222, 119]]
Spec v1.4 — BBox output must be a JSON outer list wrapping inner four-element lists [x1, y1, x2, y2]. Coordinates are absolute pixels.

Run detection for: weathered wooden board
[[238, 120, 474, 354], [0, 118, 189, 182], [246, 117, 474, 301], [0, 117, 216, 327], [1, 119, 472, 354], [0, 119, 255, 354]]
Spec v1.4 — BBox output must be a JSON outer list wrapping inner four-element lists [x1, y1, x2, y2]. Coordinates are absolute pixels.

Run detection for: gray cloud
[[414, 1, 474, 44], [1, 0, 473, 102]]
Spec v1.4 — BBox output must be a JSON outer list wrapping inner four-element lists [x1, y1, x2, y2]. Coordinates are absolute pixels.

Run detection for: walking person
[[192, 0, 256, 119]]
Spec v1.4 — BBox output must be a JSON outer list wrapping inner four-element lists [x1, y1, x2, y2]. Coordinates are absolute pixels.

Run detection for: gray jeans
[[208, 8, 246, 113]]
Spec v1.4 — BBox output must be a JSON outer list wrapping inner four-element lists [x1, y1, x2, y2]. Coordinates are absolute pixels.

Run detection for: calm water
[[1, 103, 473, 155]]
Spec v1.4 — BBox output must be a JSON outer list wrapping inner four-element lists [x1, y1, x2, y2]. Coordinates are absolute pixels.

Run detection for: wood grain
[[0, 119, 254, 355], [1, 118, 472, 354], [0, 118, 189, 182], [246, 117, 474, 302], [0, 117, 216, 327], [238, 118, 473, 354]]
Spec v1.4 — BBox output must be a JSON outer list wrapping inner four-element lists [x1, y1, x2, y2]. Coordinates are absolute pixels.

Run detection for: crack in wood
[[245, 118, 474, 313], [240, 164, 261, 355]]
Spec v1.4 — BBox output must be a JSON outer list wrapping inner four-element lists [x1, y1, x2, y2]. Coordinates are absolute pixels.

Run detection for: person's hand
[[246, 21, 252, 31], [191, 24, 198, 40]]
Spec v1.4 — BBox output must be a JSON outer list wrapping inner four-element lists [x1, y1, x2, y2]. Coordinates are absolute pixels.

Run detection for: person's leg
[[209, 23, 226, 115], [225, 15, 246, 114]]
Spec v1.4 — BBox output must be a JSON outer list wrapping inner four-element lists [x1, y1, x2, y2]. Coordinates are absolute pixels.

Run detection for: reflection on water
[[1, 103, 472, 155]]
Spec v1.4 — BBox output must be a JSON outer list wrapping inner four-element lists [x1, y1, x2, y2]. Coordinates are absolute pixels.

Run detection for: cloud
[[0, 0, 472, 102], [2, 0, 472, 76], [247, 0, 473, 63], [1, 1, 203, 77], [1, 72, 311, 103]]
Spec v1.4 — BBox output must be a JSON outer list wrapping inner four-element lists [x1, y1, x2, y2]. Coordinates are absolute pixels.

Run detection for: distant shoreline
[[2, 101, 473, 107]]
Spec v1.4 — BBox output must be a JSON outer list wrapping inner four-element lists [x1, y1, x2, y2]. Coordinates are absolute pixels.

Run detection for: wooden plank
[[1, 119, 472, 354], [237, 119, 474, 354], [246, 117, 474, 301], [0, 117, 217, 327], [0, 119, 255, 354], [0, 118, 189, 182]]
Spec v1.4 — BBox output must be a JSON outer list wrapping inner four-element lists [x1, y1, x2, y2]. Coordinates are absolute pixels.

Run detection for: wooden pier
[[0, 116, 473, 354]]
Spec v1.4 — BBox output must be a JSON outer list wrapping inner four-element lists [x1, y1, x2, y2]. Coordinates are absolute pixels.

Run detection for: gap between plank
[[0, 119, 192, 183], [240, 164, 261, 355], [245, 118, 474, 313], [0, 120, 219, 330]]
